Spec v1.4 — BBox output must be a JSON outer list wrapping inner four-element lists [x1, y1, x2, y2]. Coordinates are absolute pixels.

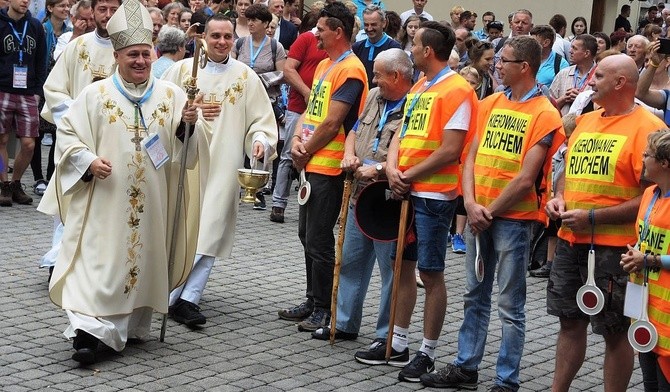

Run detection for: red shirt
[[287, 31, 328, 113]]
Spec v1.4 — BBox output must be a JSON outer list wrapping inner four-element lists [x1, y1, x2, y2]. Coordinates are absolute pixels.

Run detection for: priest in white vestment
[[39, 0, 120, 274], [161, 14, 278, 327], [39, 0, 201, 365]]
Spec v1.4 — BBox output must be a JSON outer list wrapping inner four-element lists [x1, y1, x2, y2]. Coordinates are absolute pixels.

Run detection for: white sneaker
[[42, 133, 53, 146]]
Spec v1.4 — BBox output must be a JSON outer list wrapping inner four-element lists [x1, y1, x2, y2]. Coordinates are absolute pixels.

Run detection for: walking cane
[[330, 171, 354, 345], [385, 197, 410, 361], [160, 38, 208, 342]]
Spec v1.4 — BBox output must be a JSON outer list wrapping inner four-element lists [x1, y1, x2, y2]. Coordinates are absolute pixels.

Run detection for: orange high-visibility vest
[[304, 54, 367, 176], [397, 73, 477, 193], [631, 186, 670, 379], [558, 106, 664, 246], [473, 92, 564, 221]]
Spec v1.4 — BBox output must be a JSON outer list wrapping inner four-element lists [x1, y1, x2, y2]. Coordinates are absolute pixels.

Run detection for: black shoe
[[354, 338, 410, 367], [529, 261, 552, 278], [269, 206, 285, 223], [48, 266, 54, 283], [398, 351, 435, 383], [169, 298, 206, 327], [311, 326, 358, 341], [420, 363, 478, 389], [72, 347, 96, 365], [72, 330, 99, 365], [278, 301, 313, 321], [297, 308, 330, 332], [253, 193, 266, 210], [489, 385, 516, 392]]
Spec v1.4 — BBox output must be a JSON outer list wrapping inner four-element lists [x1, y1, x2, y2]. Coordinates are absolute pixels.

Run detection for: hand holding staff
[[161, 37, 208, 342]]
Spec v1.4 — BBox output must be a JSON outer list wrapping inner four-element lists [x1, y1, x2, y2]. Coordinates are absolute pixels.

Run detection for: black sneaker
[[253, 193, 266, 210], [398, 351, 435, 382], [354, 338, 410, 367], [529, 261, 552, 278], [297, 308, 329, 332], [278, 300, 313, 321], [311, 326, 358, 341], [169, 298, 206, 327], [489, 385, 516, 392], [420, 363, 478, 389]]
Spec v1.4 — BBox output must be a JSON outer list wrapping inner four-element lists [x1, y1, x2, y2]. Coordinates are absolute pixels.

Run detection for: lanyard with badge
[[11, 20, 29, 89], [112, 74, 169, 169], [504, 84, 540, 103], [399, 65, 451, 140], [249, 35, 268, 69], [302, 50, 352, 142], [372, 97, 405, 154], [573, 63, 596, 91]]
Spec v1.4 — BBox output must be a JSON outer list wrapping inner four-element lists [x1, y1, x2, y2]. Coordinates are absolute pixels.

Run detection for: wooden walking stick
[[385, 197, 410, 361], [160, 38, 208, 342], [330, 171, 354, 345]]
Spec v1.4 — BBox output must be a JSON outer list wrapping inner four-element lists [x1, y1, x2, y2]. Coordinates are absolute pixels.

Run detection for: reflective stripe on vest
[[473, 93, 563, 221], [305, 55, 368, 176]]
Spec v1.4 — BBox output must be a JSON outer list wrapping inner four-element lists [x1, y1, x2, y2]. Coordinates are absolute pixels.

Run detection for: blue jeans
[[336, 204, 394, 337], [400, 196, 455, 271], [272, 110, 301, 209], [455, 219, 532, 391]]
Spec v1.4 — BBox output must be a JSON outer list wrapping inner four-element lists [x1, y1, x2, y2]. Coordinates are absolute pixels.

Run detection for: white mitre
[[107, 0, 153, 51]]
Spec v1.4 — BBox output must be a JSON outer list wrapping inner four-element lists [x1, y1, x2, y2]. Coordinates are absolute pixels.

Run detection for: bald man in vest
[[421, 35, 564, 391], [546, 54, 665, 391], [385, 21, 476, 383]]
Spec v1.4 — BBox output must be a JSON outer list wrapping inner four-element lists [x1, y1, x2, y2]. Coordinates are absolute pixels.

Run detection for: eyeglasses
[[643, 151, 656, 159], [499, 57, 525, 64]]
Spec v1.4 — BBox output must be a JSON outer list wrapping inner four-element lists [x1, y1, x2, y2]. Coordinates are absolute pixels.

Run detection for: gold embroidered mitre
[[107, 0, 153, 51]]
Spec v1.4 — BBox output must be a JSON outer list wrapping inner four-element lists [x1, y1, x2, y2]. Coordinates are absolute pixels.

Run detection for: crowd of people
[[4, 0, 670, 390]]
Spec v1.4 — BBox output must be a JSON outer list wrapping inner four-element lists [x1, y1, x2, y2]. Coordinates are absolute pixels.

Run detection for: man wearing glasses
[[421, 36, 564, 391], [278, 1, 368, 333]]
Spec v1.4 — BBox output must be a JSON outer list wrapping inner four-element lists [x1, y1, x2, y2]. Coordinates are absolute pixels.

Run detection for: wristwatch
[[375, 163, 383, 173]]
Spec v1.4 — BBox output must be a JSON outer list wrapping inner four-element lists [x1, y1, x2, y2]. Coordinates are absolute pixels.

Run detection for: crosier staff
[[330, 171, 354, 345], [160, 37, 208, 342]]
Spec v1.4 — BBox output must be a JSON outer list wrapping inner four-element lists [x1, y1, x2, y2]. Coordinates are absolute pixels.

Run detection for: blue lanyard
[[112, 74, 155, 130], [573, 63, 595, 90], [640, 188, 663, 245], [504, 84, 540, 103], [249, 35, 268, 69], [400, 65, 451, 139], [373, 97, 405, 153], [307, 50, 352, 113], [364, 33, 389, 61], [9, 20, 28, 65]]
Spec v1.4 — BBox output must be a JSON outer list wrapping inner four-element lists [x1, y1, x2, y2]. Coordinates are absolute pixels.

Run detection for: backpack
[[553, 53, 563, 75]]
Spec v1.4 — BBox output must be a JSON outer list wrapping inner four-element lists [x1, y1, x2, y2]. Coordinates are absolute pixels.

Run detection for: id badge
[[13, 65, 27, 89], [143, 133, 169, 169], [624, 281, 643, 319], [301, 123, 315, 143]]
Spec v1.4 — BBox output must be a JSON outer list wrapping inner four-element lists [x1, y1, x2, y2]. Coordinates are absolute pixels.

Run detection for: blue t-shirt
[[536, 51, 569, 86]]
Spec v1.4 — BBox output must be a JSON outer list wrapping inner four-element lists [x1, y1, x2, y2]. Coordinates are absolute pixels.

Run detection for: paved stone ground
[[0, 147, 644, 391]]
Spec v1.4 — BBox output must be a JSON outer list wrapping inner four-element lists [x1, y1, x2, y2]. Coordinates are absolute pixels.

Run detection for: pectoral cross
[[128, 104, 147, 151], [202, 92, 223, 105]]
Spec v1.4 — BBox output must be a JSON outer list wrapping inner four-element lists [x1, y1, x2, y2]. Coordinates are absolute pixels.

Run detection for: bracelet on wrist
[[650, 62, 661, 68]]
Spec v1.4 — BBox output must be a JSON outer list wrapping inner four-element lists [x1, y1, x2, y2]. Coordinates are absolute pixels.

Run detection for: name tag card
[[143, 133, 169, 170]]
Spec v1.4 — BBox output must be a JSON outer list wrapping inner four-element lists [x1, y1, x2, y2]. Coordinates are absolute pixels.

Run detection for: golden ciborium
[[237, 168, 270, 203]]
